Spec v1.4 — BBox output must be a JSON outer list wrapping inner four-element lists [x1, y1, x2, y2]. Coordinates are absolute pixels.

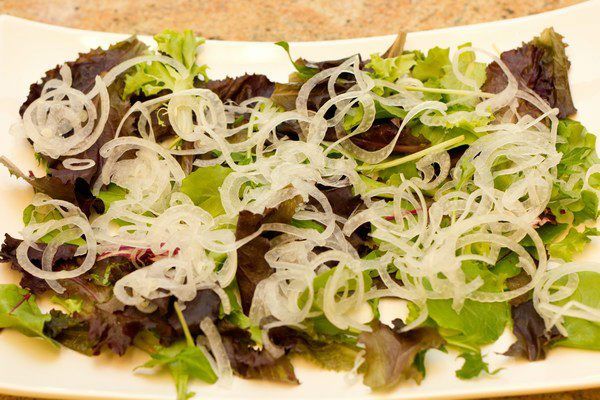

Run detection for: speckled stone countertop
[[0, 0, 585, 41], [0, 0, 598, 399]]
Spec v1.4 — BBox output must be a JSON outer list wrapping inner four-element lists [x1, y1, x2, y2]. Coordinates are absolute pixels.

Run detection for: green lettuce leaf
[[138, 341, 217, 399], [222, 281, 262, 345], [136, 303, 217, 400], [0, 284, 54, 344], [180, 165, 232, 216], [549, 119, 599, 226], [427, 262, 510, 349], [554, 272, 600, 350], [155, 30, 203, 70], [293, 339, 361, 371], [455, 351, 499, 380], [43, 310, 95, 356], [275, 41, 318, 80], [97, 183, 128, 210], [427, 299, 509, 349], [548, 227, 598, 262], [124, 29, 208, 97], [409, 123, 476, 147], [439, 44, 487, 106], [366, 52, 417, 82], [50, 295, 84, 316], [412, 47, 450, 81], [22, 202, 85, 246]]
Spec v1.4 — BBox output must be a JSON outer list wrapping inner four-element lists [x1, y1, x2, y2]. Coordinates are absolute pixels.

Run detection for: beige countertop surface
[[0, 0, 598, 399]]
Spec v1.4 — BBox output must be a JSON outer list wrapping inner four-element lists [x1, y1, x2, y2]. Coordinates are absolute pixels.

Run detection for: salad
[[0, 27, 599, 399]]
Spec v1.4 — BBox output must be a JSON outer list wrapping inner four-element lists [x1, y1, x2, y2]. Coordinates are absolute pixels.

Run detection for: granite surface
[[0, 0, 597, 399], [0, 0, 585, 41]]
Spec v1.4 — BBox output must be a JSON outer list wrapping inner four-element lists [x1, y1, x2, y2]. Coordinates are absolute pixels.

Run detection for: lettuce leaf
[[289, 335, 361, 371], [427, 261, 511, 349], [412, 47, 450, 81], [358, 321, 444, 390], [545, 119, 599, 260], [366, 52, 417, 82], [554, 272, 600, 351], [0, 284, 53, 344], [124, 29, 208, 97], [180, 165, 231, 216], [531, 28, 577, 117], [50, 295, 83, 316], [482, 28, 576, 118], [427, 299, 509, 349], [96, 183, 128, 210], [455, 351, 499, 380], [43, 310, 95, 356], [138, 341, 217, 399], [275, 41, 318, 80], [548, 227, 598, 262], [504, 300, 562, 361], [439, 44, 487, 106], [202, 74, 274, 103], [235, 197, 301, 313]]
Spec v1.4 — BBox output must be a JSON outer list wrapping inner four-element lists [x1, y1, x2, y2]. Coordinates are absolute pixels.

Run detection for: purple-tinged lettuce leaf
[[0, 234, 78, 294], [88, 307, 176, 356], [20, 37, 148, 115], [203, 74, 275, 103], [44, 309, 95, 356], [358, 321, 444, 391], [504, 300, 562, 361], [15, 38, 146, 204], [220, 328, 299, 384], [235, 197, 301, 313], [482, 28, 576, 118]]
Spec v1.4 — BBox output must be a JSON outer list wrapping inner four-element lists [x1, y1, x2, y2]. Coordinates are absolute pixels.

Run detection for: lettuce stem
[[404, 86, 494, 98], [174, 302, 194, 347], [357, 135, 465, 172]]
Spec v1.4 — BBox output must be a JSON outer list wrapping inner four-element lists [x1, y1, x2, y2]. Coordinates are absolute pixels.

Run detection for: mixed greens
[[0, 27, 599, 399]]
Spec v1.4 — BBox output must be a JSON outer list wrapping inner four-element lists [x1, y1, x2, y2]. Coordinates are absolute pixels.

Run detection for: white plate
[[1, 2, 600, 399]]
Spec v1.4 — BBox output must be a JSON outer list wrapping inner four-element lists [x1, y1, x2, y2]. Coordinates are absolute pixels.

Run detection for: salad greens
[[0, 284, 53, 343], [455, 351, 499, 380], [124, 29, 208, 96], [0, 26, 599, 400]]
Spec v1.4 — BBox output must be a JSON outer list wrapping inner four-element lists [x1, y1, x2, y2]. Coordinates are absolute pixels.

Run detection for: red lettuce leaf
[[336, 119, 426, 154], [219, 325, 299, 384], [1, 233, 179, 356], [313, 185, 362, 219], [0, 234, 78, 294], [44, 310, 95, 356], [235, 197, 300, 314], [20, 37, 148, 115], [504, 300, 563, 361], [482, 28, 576, 118], [202, 74, 274, 103], [358, 321, 444, 391], [19, 38, 147, 203]]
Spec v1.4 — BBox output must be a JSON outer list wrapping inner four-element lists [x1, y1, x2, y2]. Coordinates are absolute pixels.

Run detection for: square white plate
[[1, 2, 600, 399]]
